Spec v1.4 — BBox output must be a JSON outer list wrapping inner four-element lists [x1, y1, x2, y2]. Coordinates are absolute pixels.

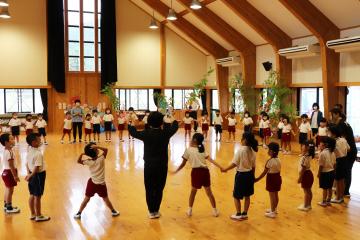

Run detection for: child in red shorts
[[84, 114, 92, 143], [172, 133, 223, 217], [74, 144, 120, 219], [226, 112, 237, 142], [61, 112, 72, 144], [0, 133, 20, 214]]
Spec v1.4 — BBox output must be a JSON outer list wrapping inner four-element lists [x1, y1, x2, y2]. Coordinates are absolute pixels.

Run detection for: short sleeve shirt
[[265, 157, 281, 173], [232, 146, 256, 172], [182, 147, 209, 168]]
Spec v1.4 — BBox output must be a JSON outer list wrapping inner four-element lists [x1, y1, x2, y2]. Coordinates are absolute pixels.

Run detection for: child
[[282, 116, 295, 154], [74, 144, 120, 219], [24, 114, 34, 136], [91, 109, 101, 143], [298, 114, 311, 154], [317, 137, 336, 207], [117, 110, 126, 142], [183, 111, 194, 140], [84, 114, 92, 143], [258, 111, 265, 144], [172, 133, 222, 217], [242, 111, 253, 133], [8, 113, 21, 144], [1, 133, 20, 214], [297, 140, 315, 211], [103, 108, 114, 142], [226, 112, 237, 142], [262, 113, 271, 148], [35, 114, 48, 145], [200, 112, 210, 139], [61, 112, 72, 144], [127, 107, 138, 141], [222, 132, 258, 221], [25, 133, 50, 221], [163, 112, 173, 130], [316, 118, 328, 148], [143, 110, 150, 129], [277, 115, 285, 150], [255, 142, 282, 218], [328, 126, 349, 203], [213, 110, 223, 142]]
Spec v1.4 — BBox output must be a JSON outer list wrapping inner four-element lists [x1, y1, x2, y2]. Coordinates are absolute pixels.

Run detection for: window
[[115, 89, 156, 110], [165, 89, 203, 110], [346, 87, 360, 136], [210, 89, 219, 124], [65, 0, 101, 72], [298, 88, 324, 116], [0, 89, 44, 114], [232, 89, 244, 113]]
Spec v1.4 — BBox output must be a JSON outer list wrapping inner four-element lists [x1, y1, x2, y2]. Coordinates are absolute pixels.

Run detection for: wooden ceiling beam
[[279, 0, 340, 116]]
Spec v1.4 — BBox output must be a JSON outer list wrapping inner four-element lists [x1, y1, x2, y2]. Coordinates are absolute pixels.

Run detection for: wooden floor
[[1, 130, 360, 240]]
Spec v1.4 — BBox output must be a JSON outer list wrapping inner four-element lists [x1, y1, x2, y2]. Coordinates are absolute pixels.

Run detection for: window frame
[[297, 87, 324, 116], [0, 89, 44, 114]]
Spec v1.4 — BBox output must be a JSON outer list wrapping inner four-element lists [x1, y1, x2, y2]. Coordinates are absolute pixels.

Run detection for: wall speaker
[[262, 61, 272, 71]]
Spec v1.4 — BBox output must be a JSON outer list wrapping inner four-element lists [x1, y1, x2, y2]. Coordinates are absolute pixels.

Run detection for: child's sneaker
[[317, 201, 327, 207], [154, 212, 161, 218], [74, 213, 81, 219], [5, 207, 20, 214], [29, 215, 36, 220], [230, 213, 242, 220], [265, 209, 277, 214], [265, 211, 276, 218], [330, 198, 344, 204], [35, 215, 50, 222], [297, 205, 311, 212], [148, 212, 157, 219], [186, 208, 192, 217], [44, 142, 48, 145], [111, 210, 120, 217], [60, 140, 64, 144], [212, 208, 219, 217]]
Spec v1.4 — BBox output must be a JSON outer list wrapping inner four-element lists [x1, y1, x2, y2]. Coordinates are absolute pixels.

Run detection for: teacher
[[71, 99, 84, 143], [310, 102, 323, 137]]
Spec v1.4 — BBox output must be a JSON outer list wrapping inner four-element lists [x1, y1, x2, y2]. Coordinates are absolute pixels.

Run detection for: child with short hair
[[117, 110, 126, 142], [242, 111, 253, 133], [183, 111, 194, 140], [61, 112, 72, 144], [213, 110, 223, 142], [91, 109, 101, 143], [277, 115, 285, 150], [24, 114, 34, 136], [226, 112, 237, 142], [297, 140, 315, 211], [200, 112, 210, 139], [163, 112, 173, 129], [262, 113, 271, 148], [172, 133, 222, 217], [25, 133, 50, 221], [316, 118, 328, 148], [328, 126, 349, 203], [103, 108, 114, 142], [258, 111, 265, 145], [317, 137, 336, 207], [282, 116, 295, 154], [298, 114, 312, 154], [127, 107, 138, 141], [74, 144, 120, 219], [143, 110, 150, 130], [35, 114, 48, 145], [1, 133, 20, 214], [84, 113, 92, 143], [255, 142, 282, 218], [222, 132, 258, 221], [8, 113, 21, 144]]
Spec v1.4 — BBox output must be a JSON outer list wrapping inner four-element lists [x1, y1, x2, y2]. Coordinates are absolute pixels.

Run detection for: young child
[[297, 140, 315, 211], [25, 133, 50, 221], [213, 110, 223, 142], [1, 133, 20, 214], [258, 111, 265, 145], [317, 137, 336, 207], [84, 114, 92, 143], [328, 126, 349, 203], [255, 142, 282, 218], [8, 113, 21, 144], [242, 111, 253, 133], [172, 133, 222, 217], [222, 132, 258, 221], [277, 115, 285, 150], [35, 114, 48, 145], [91, 109, 101, 143], [74, 144, 120, 219], [61, 112, 72, 144], [298, 114, 311, 154], [127, 107, 138, 141], [117, 110, 126, 142], [316, 118, 328, 148], [24, 114, 34, 136], [103, 108, 114, 142], [183, 112, 194, 140], [282, 116, 295, 154], [163, 112, 173, 130], [262, 113, 271, 148], [200, 112, 210, 139], [226, 112, 237, 142], [143, 110, 150, 129]]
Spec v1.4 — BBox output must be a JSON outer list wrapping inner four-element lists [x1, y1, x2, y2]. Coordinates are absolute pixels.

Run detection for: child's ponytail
[[192, 133, 205, 153]]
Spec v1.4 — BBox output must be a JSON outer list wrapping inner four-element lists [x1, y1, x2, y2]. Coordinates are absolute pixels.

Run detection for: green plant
[[229, 73, 257, 114], [153, 92, 173, 114], [101, 83, 120, 110], [186, 67, 214, 105]]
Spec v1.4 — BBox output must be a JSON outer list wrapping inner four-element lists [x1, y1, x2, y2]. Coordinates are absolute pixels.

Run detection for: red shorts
[[118, 124, 125, 131], [202, 124, 209, 131], [26, 129, 33, 135], [63, 129, 71, 134], [228, 126, 236, 133], [85, 178, 108, 198], [266, 173, 282, 192], [301, 170, 314, 189], [185, 124, 191, 131], [316, 136, 326, 147], [85, 128, 92, 134], [2, 169, 17, 188], [263, 127, 271, 137], [191, 168, 210, 189], [282, 132, 291, 142]]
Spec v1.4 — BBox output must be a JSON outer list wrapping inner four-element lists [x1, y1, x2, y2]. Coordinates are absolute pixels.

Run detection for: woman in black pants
[[71, 100, 84, 143]]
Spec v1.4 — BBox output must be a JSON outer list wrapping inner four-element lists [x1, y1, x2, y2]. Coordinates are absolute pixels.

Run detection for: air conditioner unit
[[216, 56, 240, 67], [278, 44, 320, 59], [326, 36, 360, 52]]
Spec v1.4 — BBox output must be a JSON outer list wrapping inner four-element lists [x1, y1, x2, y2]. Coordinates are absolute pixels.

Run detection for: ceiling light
[[190, 0, 202, 10], [0, 6, 11, 19], [167, 0, 177, 21], [149, 11, 158, 29], [0, 0, 9, 7]]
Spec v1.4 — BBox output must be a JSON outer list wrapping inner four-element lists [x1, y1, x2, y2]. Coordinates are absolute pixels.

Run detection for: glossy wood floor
[[1, 129, 360, 240]]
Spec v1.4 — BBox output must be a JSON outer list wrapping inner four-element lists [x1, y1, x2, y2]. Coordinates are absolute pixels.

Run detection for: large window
[[65, 0, 101, 72], [0, 89, 44, 114], [298, 88, 324, 116], [346, 87, 360, 136], [210, 89, 219, 123], [115, 89, 157, 111], [164, 89, 203, 110]]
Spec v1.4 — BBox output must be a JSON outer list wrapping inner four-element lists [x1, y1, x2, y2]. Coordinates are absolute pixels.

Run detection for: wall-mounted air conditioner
[[278, 44, 320, 59], [326, 36, 360, 52], [216, 56, 240, 67]]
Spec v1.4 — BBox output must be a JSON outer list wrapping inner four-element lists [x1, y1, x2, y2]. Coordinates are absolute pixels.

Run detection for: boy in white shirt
[[242, 111, 253, 133], [35, 114, 48, 145], [24, 114, 34, 136], [127, 107, 138, 141], [298, 114, 312, 154], [182, 111, 194, 140], [91, 109, 101, 143], [61, 112, 72, 144], [117, 110, 127, 142], [84, 113, 92, 143], [213, 110, 223, 142], [8, 113, 21, 144], [226, 112, 237, 142]]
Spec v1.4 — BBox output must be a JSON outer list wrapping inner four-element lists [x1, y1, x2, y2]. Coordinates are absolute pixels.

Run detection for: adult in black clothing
[[330, 108, 357, 196], [128, 111, 178, 218]]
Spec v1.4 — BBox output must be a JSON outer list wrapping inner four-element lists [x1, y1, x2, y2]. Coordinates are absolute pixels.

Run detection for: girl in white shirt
[[213, 110, 223, 142], [61, 112, 72, 144], [200, 112, 210, 139], [117, 110, 127, 142], [8, 113, 21, 144], [103, 108, 114, 142], [316, 118, 328, 147], [91, 110, 101, 143], [182, 112, 194, 140], [242, 111, 253, 133], [84, 114, 92, 143], [277, 115, 285, 150], [24, 114, 34, 136], [262, 113, 271, 148], [255, 142, 282, 218], [127, 107, 138, 141], [298, 114, 312, 152], [172, 133, 222, 217], [281, 116, 295, 154], [35, 114, 48, 145], [226, 112, 237, 142], [222, 132, 258, 221]]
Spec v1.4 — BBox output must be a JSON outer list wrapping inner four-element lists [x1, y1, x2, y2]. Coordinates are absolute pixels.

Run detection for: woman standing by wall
[[310, 103, 323, 138], [71, 100, 84, 143]]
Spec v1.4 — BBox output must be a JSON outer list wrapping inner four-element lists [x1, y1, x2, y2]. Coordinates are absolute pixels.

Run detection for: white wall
[[339, 27, 360, 83], [256, 44, 277, 85], [0, 0, 47, 86]]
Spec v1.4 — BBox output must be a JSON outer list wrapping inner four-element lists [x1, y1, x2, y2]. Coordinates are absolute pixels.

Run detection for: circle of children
[[0, 100, 357, 222]]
